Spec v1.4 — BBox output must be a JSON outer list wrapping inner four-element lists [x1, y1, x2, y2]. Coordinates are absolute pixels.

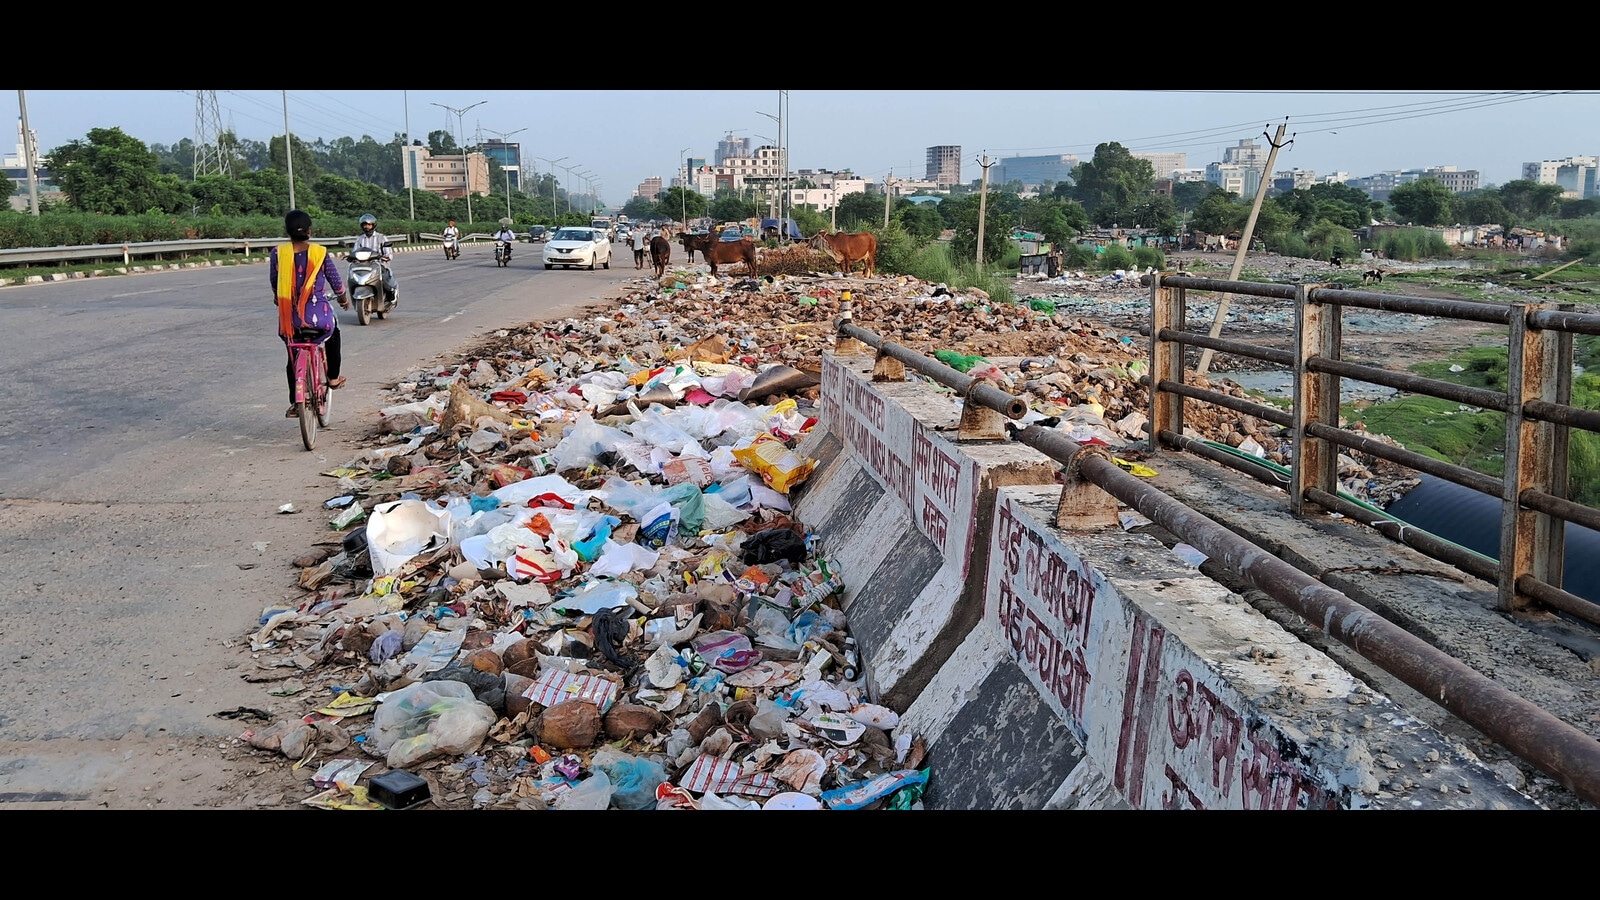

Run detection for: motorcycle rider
[[493, 223, 517, 261], [351, 214, 397, 307], [442, 219, 460, 258]]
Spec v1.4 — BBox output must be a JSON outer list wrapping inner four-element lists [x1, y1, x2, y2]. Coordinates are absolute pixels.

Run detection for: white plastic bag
[[366, 499, 453, 575], [370, 680, 496, 768]]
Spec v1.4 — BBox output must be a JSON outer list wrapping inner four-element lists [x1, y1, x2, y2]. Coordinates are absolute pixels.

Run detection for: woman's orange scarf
[[276, 242, 328, 339]]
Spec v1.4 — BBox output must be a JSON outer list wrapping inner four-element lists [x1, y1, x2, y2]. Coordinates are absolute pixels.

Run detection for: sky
[[7, 90, 1596, 205]]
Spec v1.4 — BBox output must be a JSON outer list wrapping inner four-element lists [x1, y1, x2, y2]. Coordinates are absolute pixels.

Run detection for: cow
[[809, 230, 878, 278], [680, 231, 758, 277], [650, 235, 672, 278]]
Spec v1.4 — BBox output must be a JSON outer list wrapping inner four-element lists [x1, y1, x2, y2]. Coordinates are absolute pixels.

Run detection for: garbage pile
[[240, 290, 933, 810]]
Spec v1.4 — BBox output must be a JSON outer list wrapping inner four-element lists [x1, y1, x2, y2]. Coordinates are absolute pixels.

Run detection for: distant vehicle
[[544, 226, 612, 270], [528, 225, 550, 242]]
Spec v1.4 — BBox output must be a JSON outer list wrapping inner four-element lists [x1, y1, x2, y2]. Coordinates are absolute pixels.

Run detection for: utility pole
[[17, 90, 38, 217], [883, 171, 893, 228], [404, 91, 415, 222], [282, 91, 295, 210], [1197, 120, 1294, 376], [975, 154, 994, 270]]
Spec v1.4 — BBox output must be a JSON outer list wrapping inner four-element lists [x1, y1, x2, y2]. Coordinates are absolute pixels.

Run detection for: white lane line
[[439, 308, 468, 323]]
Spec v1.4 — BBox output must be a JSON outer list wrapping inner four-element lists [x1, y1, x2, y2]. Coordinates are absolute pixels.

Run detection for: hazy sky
[[8, 90, 1596, 203]]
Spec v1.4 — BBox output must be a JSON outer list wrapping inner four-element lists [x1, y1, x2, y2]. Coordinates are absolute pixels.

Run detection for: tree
[[1560, 198, 1600, 219], [622, 195, 658, 222], [656, 187, 706, 226], [1190, 188, 1247, 236], [1308, 181, 1378, 223], [708, 190, 757, 222], [944, 194, 1013, 265], [427, 130, 459, 155], [1388, 178, 1457, 226], [835, 191, 887, 230], [1497, 179, 1565, 219], [1069, 142, 1155, 222], [1461, 195, 1515, 230], [1127, 195, 1179, 234], [1171, 180, 1213, 212], [896, 203, 944, 242], [47, 127, 193, 215]]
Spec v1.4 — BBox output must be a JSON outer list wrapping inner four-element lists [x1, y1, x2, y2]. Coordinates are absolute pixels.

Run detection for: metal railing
[[0, 233, 415, 269], [1142, 274, 1600, 627], [832, 304, 1600, 808]]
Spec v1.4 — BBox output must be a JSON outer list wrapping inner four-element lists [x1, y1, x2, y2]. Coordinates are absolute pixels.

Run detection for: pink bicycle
[[287, 328, 332, 450]]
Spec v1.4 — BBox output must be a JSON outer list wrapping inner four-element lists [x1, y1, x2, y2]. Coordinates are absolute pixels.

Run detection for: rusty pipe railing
[[837, 319, 1026, 419], [1008, 422, 1600, 808], [831, 317, 1600, 806]]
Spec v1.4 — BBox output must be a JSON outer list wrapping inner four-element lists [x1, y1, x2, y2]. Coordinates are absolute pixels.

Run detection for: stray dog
[[1362, 269, 1384, 284], [1329, 255, 1343, 268]]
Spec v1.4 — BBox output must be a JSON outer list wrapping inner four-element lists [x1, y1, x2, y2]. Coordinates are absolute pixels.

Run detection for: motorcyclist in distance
[[493, 223, 517, 260], [352, 214, 397, 307]]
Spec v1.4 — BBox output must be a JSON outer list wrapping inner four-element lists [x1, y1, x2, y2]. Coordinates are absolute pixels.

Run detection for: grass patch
[[1346, 394, 1507, 473]]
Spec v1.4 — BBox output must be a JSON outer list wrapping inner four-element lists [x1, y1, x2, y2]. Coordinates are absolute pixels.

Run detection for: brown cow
[[810, 230, 878, 277], [681, 232, 758, 277], [650, 235, 672, 278]]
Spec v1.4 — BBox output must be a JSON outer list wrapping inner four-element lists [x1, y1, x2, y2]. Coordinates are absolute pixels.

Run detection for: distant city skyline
[[6, 90, 1595, 203]]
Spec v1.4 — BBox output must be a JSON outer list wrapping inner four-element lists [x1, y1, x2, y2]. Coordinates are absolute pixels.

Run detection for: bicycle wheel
[[315, 350, 332, 428]]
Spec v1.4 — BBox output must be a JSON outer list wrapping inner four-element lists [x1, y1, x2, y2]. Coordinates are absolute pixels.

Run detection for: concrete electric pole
[[976, 154, 994, 271], [1197, 120, 1294, 376]]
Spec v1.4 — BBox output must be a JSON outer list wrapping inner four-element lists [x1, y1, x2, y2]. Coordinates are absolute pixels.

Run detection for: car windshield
[[553, 229, 593, 242]]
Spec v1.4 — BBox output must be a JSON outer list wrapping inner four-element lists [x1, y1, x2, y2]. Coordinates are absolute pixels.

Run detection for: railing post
[[1500, 301, 1561, 614], [1148, 273, 1183, 451], [1292, 283, 1340, 515], [871, 346, 905, 383]]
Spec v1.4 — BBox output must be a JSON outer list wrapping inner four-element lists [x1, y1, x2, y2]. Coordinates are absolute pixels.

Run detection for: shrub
[[1132, 246, 1165, 270], [1098, 244, 1135, 271]]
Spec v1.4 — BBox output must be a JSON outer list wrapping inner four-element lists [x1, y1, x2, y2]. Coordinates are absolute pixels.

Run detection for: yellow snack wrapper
[[733, 433, 816, 494]]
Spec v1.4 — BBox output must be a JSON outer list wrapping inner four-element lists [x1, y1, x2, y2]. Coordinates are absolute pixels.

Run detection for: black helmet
[[359, 214, 376, 230]]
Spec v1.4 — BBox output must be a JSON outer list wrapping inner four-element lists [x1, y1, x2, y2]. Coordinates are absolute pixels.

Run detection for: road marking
[[440, 308, 468, 323], [108, 288, 172, 298]]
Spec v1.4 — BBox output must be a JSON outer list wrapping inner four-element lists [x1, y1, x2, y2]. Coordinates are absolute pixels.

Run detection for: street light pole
[[282, 90, 295, 210], [537, 156, 567, 222], [430, 100, 487, 225], [17, 90, 38, 217], [403, 91, 415, 222], [486, 127, 528, 220], [976, 153, 994, 271], [679, 147, 690, 230]]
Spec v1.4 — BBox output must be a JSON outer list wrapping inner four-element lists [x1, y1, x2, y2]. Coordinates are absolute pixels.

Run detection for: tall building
[[482, 140, 522, 190], [637, 176, 663, 201], [1132, 152, 1186, 180], [1401, 165, 1479, 194], [994, 154, 1077, 189], [715, 134, 752, 166], [1222, 139, 1266, 168], [4, 116, 39, 169], [926, 145, 961, 188], [1522, 156, 1598, 199]]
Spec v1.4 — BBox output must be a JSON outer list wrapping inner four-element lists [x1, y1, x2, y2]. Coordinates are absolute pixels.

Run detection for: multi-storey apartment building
[[481, 140, 522, 190], [636, 176, 663, 201], [1132, 152, 1187, 180], [993, 154, 1077, 189], [1522, 156, 1598, 199], [926, 145, 961, 188], [401, 144, 489, 200]]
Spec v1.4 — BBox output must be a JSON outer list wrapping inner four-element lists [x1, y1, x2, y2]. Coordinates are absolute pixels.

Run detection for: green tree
[[1497, 179, 1565, 219], [1127, 194, 1179, 233], [1069, 142, 1155, 225], [427, 130, 460, 155], [896, 203, 944, 242], [708, 190, 757, 222], [1171, 180, 1213, 211], [1307, 181, 1378, 224], [835, 191, 887, 230], [657, 187, 706, 227], [47, 127, 194, 215], [311, 174, 391, 219], [791, 206, 828, 238], [150, 138, 195, 179], [944, 194, 1013, 266], [1387, 178, 1457, 226], [1190, 188, 1247, 236], [1460, 194, 1515, 230], [1560, 198, 1600, 219], [622, 195, 658, 221]]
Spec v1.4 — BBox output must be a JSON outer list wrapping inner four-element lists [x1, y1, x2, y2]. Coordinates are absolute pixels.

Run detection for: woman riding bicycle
[[271, 209, 349, 418]]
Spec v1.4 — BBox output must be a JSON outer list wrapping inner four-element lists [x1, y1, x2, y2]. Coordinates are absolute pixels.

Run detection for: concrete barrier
[[796, 351, 1541, 809]]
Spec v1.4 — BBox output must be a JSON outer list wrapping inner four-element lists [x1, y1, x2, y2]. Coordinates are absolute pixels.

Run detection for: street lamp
[[430, 99, 487, 225], [574, 170, 595, 214], [679, 147, 690, 230], [558, 165, 581, 216], [537, 156, 567, 222], [485, 127, 528, 220]]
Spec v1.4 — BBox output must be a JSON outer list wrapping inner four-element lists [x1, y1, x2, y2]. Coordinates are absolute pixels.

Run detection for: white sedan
[[543, 227, 612, 270]]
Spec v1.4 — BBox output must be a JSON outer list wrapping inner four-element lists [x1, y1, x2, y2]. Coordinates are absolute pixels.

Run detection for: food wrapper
[[732, 433, 815, 494]]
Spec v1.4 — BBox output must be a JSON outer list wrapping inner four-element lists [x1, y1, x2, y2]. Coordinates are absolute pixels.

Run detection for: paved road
[[0, 239, 639, 807]]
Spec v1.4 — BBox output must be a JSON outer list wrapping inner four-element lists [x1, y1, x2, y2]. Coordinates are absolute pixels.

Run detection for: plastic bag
[[370, 681, 497, 768], [732, 433, 816, 494], [555, 770, 614, 810], [550, 414, 629, 472], [660, 481, 706, 535], [742, 527, 808, 565], [599, 476, 662, 521], [594, 748, 668, 811]]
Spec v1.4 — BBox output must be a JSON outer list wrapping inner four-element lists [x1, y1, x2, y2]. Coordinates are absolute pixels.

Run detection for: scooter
[[494, 240, 512, 267], [346, 247, 397, 325], [442, 234, 460, 260]]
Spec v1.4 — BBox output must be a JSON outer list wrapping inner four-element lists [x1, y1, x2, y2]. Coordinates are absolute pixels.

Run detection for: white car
[[543, 227, 612, 270]]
